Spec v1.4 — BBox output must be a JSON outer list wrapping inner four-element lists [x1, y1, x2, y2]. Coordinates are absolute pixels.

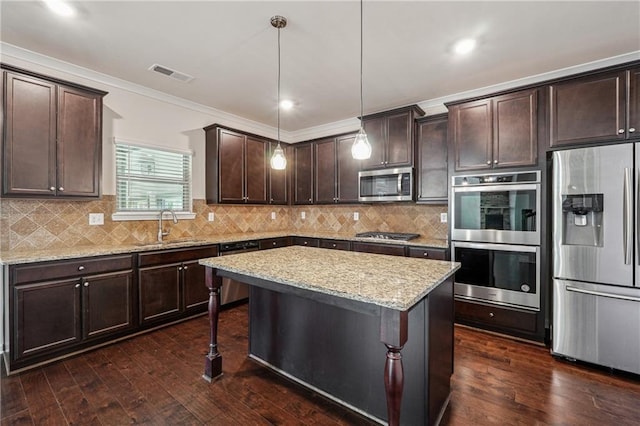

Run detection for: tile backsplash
[[0, 196, 447, 251]]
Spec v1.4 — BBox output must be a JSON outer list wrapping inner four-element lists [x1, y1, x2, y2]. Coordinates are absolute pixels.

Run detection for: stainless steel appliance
[[218, 240, 259, 305], [452, 241, 540, 310], [355, 231, 419, 241], [451, 171, 540, 245], [358, 167, 413, 202], [552, 144, 640, 375]]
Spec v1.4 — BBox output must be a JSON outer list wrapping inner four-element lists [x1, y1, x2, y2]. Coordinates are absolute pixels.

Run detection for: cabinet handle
[[50, 186, 56, 191], [178, 266, 183, 271], [493, 160, 498, 164], [303, 241, 308, 245], [58, 187, 64, 191], [619, 129, 625, 134], [78, 265, 85, 271], [332, 243, 337, 248], [630, 128, 636, 133], [270, 198, 274, 202], [183, 266, 188, 270], [486, 161, 491, 165], [489, 312, 494, 318], [84, 282, 89, 287], [273, 242, 277, 246], [423, 252, 429, 257], [308, 198, 312, 202], [75, 283, 80, 288]]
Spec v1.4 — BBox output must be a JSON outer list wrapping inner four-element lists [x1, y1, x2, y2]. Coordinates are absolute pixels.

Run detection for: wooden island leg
[[203, 267, 223, 382], [380, 308, 408, 426]]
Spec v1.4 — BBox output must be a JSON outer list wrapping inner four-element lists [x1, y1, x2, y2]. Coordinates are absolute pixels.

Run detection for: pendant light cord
[[277, 25, 281, 145], [359, 0, 364, 125]]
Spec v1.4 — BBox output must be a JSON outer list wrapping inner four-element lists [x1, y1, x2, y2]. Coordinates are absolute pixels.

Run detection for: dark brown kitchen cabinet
[[292, 236, 320, 247], [259, 237, 290, 250], [416, 114, 448, 202], [206, 127, 268, 204], [138, 245, 218, 326], [360, 105, 425, 169], [450, 88, 538, 171], [407, 246, 448, 260], [294, 142, 314, 204], [269, 142, 289, 204], [454, 299, 540, 341], [352, 241, 406, 256], [319, 239, 351, 251], [313, 133, 360, 204], [8, 254, 134, 369], [549, 68, 640, 147], [2, 65, 105, 198]]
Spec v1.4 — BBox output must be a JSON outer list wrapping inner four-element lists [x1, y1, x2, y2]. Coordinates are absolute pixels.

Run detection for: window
[[114, 140, 194, 220]]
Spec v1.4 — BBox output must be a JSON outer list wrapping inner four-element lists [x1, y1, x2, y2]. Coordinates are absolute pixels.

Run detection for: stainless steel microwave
[[358, 167, 413, 202]]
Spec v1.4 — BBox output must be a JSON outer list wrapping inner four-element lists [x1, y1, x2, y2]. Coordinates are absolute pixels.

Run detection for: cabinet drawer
[[138, 246, 218, 267], [352, 242, 405, 256], [319, 239, 351, 251], [11, 254, 134, 285], [292, 237, 320, 247], [407, 247, 447, 260], [259, 237, 290, 250], [455, 299, 537, 333]]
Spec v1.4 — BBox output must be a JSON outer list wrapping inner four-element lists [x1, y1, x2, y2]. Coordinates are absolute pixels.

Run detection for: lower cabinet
[[454, 299, 541, 341], [319, 239, 351, 251], [292, 236, 320, 247], [259, 237, 291, 250], [352, 241, 406, 256], [406, 246, 448, 260], [8, 254, 135, 370], [138, 245, 218, 326]]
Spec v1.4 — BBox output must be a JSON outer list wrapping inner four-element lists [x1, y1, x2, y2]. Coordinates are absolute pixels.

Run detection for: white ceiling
[[1, 1, 640, 137]]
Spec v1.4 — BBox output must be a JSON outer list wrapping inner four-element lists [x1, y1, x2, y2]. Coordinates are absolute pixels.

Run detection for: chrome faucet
[[157, 209, 178, 242]]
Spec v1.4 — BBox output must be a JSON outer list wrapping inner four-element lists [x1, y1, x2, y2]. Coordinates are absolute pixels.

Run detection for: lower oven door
[[452, 241, 540, 310]]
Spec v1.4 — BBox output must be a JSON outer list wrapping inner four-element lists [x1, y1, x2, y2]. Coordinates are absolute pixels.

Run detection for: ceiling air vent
[[148, 64, 194, 83]]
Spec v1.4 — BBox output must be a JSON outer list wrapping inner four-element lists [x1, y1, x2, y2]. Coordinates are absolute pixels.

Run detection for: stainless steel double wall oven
[[451, 171, 541, 310]]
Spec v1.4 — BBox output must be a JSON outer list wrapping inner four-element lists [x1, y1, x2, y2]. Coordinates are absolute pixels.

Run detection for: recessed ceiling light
[[453, 38, 476, 55], [280, 100, 294, 110], [43, 0, 76, 17]]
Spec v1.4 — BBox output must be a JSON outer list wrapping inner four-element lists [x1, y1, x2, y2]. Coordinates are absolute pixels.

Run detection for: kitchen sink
[[134, 238, 209, 247]]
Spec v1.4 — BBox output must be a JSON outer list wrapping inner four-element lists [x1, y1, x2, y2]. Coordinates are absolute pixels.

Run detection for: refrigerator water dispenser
[[561, 194, 603, 246]]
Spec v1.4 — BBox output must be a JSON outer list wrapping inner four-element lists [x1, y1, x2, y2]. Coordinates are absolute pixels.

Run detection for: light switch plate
[[89, 213, 104, 225], [208, 212, 215, 222], [301, 211, 306, 219], [440, 212, 448, 223], [271, 212, 276, 220], [353, 212, 359, 221]]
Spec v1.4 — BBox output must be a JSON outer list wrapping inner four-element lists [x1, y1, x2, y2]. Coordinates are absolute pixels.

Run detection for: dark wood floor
[[2, 304, 640, 425]]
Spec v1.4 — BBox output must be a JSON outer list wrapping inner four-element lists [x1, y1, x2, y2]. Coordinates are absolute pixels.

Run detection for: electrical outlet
[[271, 211, 276, 220], [440, 212, 448, 223], [88, 213, 104, 225], [353, 212, 359, 221], [301, 211, 306, 220], [208, 212, 215, 222]]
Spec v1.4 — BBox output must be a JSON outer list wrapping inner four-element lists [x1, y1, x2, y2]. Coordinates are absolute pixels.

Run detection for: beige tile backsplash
[[0, 196, 447, 251]]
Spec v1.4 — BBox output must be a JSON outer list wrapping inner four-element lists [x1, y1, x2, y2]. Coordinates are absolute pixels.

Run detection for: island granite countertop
[[0, 232, 448, 265], [199, 245, 459, 311]]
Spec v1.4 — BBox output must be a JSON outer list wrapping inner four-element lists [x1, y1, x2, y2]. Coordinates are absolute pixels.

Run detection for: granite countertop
[[0, 231, 448, 265], [200, 246, 459, 311]]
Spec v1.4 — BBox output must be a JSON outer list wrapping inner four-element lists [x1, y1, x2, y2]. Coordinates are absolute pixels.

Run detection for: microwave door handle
[[624, 167, 633, 265], [398, 173, 402, 194]]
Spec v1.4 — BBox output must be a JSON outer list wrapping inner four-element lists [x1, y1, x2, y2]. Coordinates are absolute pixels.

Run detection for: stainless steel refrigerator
[[552, 144, 640, 375]]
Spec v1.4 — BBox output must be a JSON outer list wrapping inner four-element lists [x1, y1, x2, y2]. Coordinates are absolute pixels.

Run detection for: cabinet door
[[83, 271, 134, 339], [57, 85, 101, 197], [269, 142, 288, 204], [336, 134, 360, 203], [629, 67, 640, 138], [407, 247, 447, 260], [386, 111, 413, 167], [294, 143, 313, 204], [361, 116, 386, 169], [314, 138, 337, 204], [3, 71, 57, 196], [14, 279, 81, 359], [549, 71, 626, 147], [183, 260, 209, 311], [139, 263, 181, 325], [352, 242, 405, 256], [493, 89, 537, 168], [452, 100, 492, 171], [319, 239, 351, 251], [245, 136, 268, 204], [218, 129, 245, 203], [416, 116, 448, 202]]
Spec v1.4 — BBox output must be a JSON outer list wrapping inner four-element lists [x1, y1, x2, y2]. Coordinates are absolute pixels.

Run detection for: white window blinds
[[115, 142, 192, 212]]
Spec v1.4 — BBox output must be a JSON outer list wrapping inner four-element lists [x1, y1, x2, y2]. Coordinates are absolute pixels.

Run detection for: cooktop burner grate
[[355, 232, 420, 241]]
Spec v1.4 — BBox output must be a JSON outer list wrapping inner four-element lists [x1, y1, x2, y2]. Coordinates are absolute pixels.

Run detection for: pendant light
[[351, 0, 372, 160], [270, 15, 287, 170]]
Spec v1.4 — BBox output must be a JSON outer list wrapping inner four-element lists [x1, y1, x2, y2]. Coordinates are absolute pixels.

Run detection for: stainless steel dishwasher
[[218, 240, 259, 306]]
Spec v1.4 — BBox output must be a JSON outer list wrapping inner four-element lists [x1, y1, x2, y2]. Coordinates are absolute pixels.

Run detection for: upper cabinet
[[360, 105, 425, 170], [205, 125, 283, 205], [450, 88, 538, 171], [549, 68, 638, 147], [416, 114, 448, 202], [2, 65, 106, 198], [293, 142, 313, 205], [314, 133, 360, 204]]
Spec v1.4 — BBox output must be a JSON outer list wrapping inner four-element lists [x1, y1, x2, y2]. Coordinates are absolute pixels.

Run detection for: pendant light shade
[[270, 15, 287, 170], [352, 0, 371, 160]]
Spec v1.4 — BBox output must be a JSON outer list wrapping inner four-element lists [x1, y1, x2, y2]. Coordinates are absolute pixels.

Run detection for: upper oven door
[[452, 180, 540, 245]]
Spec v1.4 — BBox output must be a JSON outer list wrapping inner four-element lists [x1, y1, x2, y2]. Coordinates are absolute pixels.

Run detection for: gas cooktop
[[355, 232, 420, 241]]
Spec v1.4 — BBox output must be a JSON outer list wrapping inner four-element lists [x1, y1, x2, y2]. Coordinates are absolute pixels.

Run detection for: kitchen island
[[199, 246, 459, 426]]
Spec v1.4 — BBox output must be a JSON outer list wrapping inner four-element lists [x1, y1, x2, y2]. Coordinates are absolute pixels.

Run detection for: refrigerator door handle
[[566, 285, 640, 303], [624, 168, 633, 265]]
